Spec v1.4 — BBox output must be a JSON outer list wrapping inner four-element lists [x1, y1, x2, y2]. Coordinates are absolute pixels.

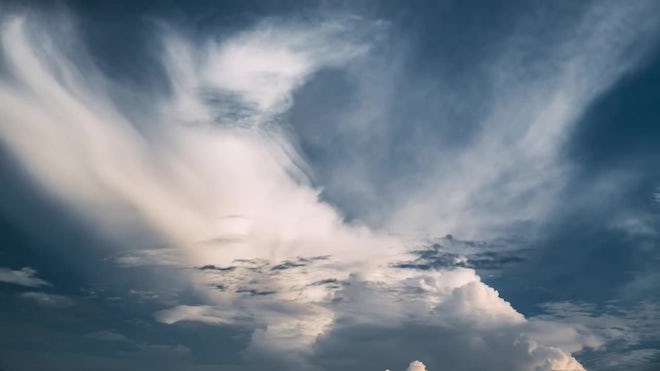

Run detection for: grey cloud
[[395, 237, 528, 272], [531, 301, 660, 371], [155, 305, 235, 326], [84, 330, 130, 342], [311, 321, 583, 371], [19, 291, 73, 308], [0, 267, 50, 287], [290, 0, 660, 240], [592, 348, 660, 371]]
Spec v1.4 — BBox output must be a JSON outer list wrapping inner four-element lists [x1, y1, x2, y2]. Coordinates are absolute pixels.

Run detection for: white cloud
[[596, 348, 660, 370], [0, 267, 51, 287], [202, 21, 369, 115], [406, 360, 427, 371], [155, 305, 233, 326], [385, 360, 427, 371]]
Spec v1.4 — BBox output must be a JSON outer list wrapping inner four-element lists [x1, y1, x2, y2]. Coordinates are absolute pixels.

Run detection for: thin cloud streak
[[0, 267, 51, 287]]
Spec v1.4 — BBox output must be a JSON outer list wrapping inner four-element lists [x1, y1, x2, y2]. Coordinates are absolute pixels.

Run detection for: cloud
[[288, 0, 660, 240], [406, 360, 427, 371], [155, 305, 233, 326], [532, 301, 660, 370], [0, 267, 51, 287], [596, 348, 660, 370], [84, 330, 130, 342], [0, 13, 389, 269], [19, 291, 74, 308], [2, 4, 657, 370], [303, 267, 586, 371], [386, 360, 428, 371]]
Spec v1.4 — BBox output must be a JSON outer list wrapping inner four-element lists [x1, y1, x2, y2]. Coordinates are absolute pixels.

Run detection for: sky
[[0, 1, 659, 370]]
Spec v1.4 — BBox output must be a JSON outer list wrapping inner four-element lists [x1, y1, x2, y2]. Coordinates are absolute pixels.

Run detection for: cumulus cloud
[[406, 360, 427, 371], [532, 301, 660, 370], [0, 267, 51, 287], [291, 0, 660, 240], [3, 3, 657, 370], [386, 360, 428, 371]]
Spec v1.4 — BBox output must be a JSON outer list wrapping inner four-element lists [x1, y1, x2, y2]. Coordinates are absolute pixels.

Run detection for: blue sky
[[1, 1, 659, 370]]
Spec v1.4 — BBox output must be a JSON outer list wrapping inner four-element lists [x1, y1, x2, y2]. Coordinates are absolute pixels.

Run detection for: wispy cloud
[[533, 301, 660, 370], [295, 0, 660, 240], [19, 291, 73, 308], [405, 361, 427, 371], [0, 267, 51, 287]]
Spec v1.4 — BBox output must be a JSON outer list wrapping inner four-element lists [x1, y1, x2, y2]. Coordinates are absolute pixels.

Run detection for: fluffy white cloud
[[386, 360, 428, 371], [0, 267, 50, 287], [406, 361, 427, 371]]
